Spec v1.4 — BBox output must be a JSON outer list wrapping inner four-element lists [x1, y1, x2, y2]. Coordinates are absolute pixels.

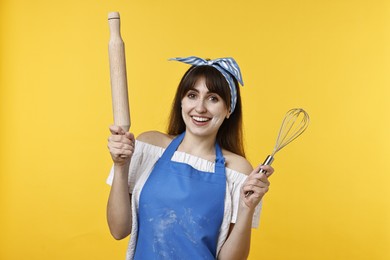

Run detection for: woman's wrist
[[237, 202, 255, 222], [239, 204, 255, 215], [114, 162, 130, 178]]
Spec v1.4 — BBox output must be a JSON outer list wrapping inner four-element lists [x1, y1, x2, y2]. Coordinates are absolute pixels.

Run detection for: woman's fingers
[[108, 125, 135, 165], [108, 126, 134, 142], [242, 180, 269, 193], [108, 132, 134, 144], [109, 124, 126, 135], [259, 165, 274, 178], [242, 185, 268, 198], [108, 141, 133, 151], [124, 131, 134, 140], [109, 147, 133, 157], [108, 135, 135, 153], [243, 164, 273, 202], [243, 174, 270, 190], [108, 136, 132, 145]]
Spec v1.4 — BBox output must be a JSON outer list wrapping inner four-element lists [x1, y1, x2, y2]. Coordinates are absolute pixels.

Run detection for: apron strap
[[214, 143, 226, 175], [160, 132, 186, 161]]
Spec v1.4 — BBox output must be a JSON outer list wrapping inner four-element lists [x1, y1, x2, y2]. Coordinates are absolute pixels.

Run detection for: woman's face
[[181, 77, 229, 139]]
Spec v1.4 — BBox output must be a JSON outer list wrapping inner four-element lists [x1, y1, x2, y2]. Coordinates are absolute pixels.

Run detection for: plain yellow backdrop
[[1, 0, 389, 259]]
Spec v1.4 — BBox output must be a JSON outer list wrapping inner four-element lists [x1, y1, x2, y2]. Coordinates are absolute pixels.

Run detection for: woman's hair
[[167, 65, 245, 157]]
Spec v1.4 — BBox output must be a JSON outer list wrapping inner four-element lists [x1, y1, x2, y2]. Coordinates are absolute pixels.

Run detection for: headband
[[169, 56, 244, 113]]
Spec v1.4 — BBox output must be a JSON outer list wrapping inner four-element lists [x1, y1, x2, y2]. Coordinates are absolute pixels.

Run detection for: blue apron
[[134, 132, 226, 259]]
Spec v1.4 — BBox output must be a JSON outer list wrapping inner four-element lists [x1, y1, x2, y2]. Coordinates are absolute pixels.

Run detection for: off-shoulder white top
[[107, 140, 262, 259]]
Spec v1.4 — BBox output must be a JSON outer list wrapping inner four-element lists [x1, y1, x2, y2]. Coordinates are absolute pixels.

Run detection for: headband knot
[[169, 56, 244, 113]]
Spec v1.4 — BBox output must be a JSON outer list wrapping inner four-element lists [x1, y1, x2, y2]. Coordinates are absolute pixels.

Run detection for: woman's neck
[[177, 132, 217, 161]]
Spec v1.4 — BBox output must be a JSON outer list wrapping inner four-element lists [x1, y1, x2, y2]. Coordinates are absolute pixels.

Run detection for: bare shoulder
[[136, 131, 174, 148], [223, 150, 253, 175]]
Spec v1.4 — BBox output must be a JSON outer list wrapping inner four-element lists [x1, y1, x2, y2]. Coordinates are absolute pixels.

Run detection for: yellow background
[[1, 0, 389, 259]]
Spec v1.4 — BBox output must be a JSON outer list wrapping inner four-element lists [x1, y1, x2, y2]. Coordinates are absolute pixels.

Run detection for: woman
[[106, 56, 274, 259]]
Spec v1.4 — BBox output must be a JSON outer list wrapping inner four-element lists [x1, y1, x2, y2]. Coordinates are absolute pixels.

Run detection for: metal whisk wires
[[271, 108, 310, 157], [245, 108, 310, 197]]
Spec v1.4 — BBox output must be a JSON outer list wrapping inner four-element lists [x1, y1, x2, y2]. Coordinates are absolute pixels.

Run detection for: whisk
[[246, 108, 310, 197]]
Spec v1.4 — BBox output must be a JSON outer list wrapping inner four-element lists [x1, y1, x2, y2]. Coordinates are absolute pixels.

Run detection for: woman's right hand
[[107, 125, 135, 167]]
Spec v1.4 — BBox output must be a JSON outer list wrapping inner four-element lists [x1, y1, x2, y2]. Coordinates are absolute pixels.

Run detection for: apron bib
[[134, 132, 226, 259]]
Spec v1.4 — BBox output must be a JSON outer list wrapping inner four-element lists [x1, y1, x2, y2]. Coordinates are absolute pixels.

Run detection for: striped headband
[[169, 56, 244, 113]]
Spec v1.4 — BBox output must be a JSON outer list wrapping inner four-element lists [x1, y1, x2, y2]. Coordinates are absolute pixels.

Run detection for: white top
[[107, 140, 262, 259]]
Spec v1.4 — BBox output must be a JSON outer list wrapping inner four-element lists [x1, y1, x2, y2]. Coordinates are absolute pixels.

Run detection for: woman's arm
[[107, 164, 132, 240], [218, 165, 274, 260], [106, 125, 135, 240], [217, 210, 253, 260]]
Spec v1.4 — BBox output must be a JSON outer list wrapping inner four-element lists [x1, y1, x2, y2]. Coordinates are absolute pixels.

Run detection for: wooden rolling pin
[[108, 12, 130, 132]]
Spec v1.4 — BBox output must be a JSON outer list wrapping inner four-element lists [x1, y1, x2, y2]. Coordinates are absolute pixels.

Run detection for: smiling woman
[[106, 56, 274, 259], [180, 77, 229, 139]]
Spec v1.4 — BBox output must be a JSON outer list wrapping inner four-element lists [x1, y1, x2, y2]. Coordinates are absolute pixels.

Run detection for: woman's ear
[[226, 111, 231, 119]]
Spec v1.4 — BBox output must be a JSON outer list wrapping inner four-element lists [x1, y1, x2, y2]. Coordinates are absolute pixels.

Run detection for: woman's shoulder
[[136, 131, 174, 148], [223, 149, 253, 175]]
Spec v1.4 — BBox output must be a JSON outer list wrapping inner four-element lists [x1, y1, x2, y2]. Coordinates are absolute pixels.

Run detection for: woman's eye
[[209, 95, 219, 102], [187, 93, 196, 99]]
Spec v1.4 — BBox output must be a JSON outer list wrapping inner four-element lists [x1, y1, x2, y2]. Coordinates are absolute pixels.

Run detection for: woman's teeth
[[192, 116, 210, 122]]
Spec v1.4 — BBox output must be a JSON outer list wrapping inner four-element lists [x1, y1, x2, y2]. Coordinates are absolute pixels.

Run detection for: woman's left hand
[[240, 165, 274, 210]]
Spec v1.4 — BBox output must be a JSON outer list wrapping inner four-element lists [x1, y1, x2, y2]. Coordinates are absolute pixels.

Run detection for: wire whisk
[[246, 108, 310, 197]]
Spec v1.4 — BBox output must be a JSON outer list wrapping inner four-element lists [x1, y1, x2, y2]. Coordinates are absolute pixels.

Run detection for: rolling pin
[[108, 12, 130, 132]]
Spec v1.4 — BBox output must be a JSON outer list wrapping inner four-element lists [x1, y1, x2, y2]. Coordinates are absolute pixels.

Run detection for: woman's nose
[[195, 99, 207, 113]]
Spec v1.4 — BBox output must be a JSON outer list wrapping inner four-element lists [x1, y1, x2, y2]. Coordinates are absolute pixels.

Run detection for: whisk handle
[[245, 155, 274, 197], [258, 155, 274, 173]]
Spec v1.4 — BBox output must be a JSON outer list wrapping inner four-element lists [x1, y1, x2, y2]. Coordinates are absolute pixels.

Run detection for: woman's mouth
[[191, 116, 211, 124]]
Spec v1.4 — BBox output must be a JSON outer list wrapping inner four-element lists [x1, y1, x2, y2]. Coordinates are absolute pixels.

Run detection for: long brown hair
[[167, 65, 245, 157]]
